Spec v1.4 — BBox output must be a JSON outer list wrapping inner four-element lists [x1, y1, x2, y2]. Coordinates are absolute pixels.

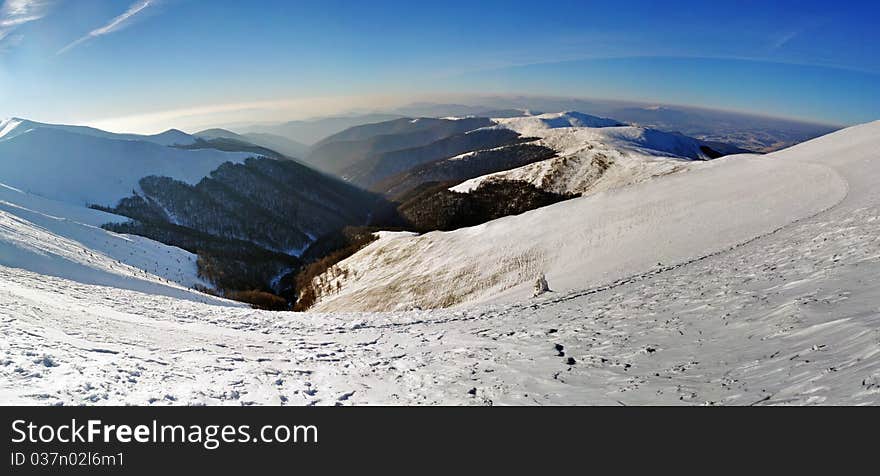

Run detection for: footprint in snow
[[338, 391, 355, 401], [35, 355, 59, 367]]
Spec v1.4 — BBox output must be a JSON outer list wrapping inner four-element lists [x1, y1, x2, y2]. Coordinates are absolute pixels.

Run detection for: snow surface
[[0, 121, 878, 406], [0, 124, 254, 207]]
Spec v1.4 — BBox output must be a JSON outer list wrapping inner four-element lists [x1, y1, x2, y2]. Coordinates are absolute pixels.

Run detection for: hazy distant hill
[[240, 114, 405, 145], [375, 143, 558, 198], [195, 128, 308, 159], [305, 117, 493, 174], [343, 128, 528, 189], [227, 98, 831, 153], [241, 132, 309, 158]]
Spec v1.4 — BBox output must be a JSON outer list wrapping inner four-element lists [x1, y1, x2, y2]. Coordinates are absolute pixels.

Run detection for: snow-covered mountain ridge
[[307, 121, 878, 312], [0, 118, 266, 302], [0, 119, 254, 208], [451, 112, 716, 196], [0, 117, 196, 146]]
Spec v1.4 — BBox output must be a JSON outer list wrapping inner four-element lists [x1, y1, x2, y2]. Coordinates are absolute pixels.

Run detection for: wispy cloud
[[0, 0, 53, 44], [771, 30, 800, 51], [57, 0, 156, 55]]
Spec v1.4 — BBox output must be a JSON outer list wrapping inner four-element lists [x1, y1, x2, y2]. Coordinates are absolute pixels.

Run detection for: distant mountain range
[[225, 107, 535, 147], [302, 111, 730, 196], [464, 98, 839, 152], [305, 117, 495, 177], [226, 100, 836, 153], [238, 114, 406, 146]]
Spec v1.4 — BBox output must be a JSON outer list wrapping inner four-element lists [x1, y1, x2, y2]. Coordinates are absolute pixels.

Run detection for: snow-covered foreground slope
[[453, 112, 710, 195], [0, 123, 253, 208], [0, 121, 878, 406]]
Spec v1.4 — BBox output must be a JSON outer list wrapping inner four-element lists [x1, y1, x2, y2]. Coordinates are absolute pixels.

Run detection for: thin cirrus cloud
[[0, 0, 54, 42], [57, 0, 156, 55], [770, 30, 800, 51]]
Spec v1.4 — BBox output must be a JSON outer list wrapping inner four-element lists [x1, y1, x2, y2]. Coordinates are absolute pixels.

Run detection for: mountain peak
[[493, 111, 626, 137], [549, 111, 626, 127], [152, 129, 195, 145], [0, 118, 29, 141]]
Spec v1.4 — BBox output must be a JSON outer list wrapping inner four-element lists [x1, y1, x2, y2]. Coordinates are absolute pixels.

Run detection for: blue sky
[[0, 0, 878, 132]]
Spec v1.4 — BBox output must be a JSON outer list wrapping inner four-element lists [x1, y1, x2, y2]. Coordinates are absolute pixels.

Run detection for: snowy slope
[[450, 140, 692, 196], [0, 118, 196, 146], [0, 126, 254, 207], [0, 122, 878, 405], [307, 122, 877, 312], [0, 182, 235, 305], [452, 112, 710, 195], [0, 118, 254, 303]]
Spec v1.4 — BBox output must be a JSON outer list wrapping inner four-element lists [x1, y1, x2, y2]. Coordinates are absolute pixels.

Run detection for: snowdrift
[[308, 122, 880, 312]]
